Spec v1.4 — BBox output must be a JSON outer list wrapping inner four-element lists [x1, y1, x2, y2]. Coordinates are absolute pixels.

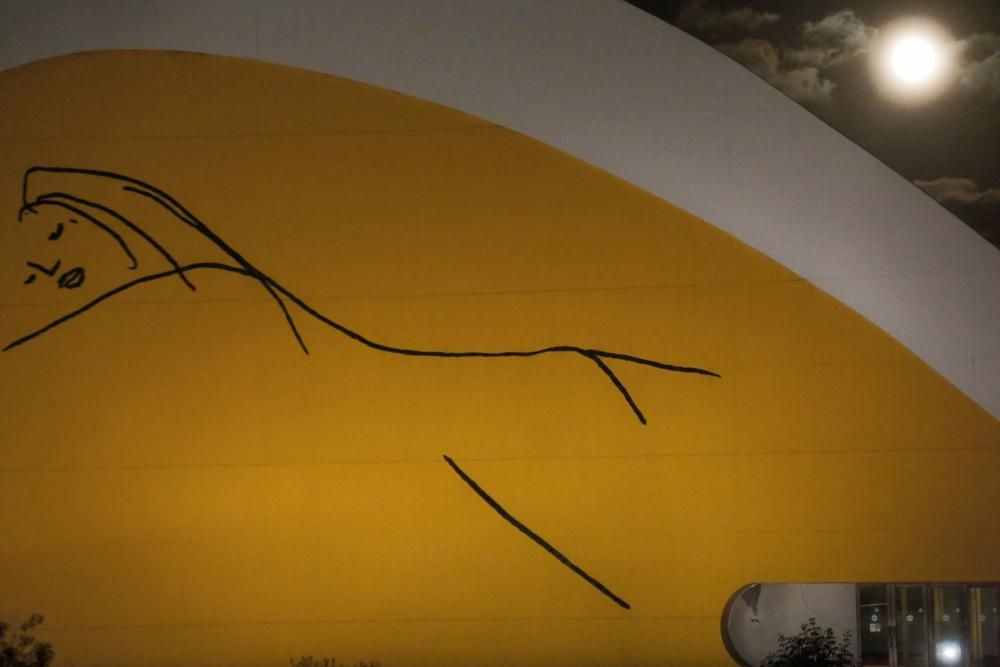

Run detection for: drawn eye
[[48, 222, 64, 241], [23, 273, 36, 285]]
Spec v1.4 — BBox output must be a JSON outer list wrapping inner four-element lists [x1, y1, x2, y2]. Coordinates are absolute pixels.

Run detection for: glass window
[[723, 583, 999, 667], [897, 585, 929, 667], [970, 585, 999, 667], [932, 585, 968, 666], [860, 584, 891, 667]]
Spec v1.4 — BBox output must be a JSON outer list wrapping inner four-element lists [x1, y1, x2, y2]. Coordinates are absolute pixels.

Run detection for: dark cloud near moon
[[956, 34, 1000, 98], [914, 177, 1000, 245], [676, 0, 779, 36], [716, 38, 836, 102], [914, 177, 1000, 206]]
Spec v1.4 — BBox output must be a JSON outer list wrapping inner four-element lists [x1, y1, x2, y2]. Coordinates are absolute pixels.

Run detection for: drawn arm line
[[2, 262, 250, 352], [2, 262, 299, 356], [5, 259, 716, 422], [442, 454, 631, 610]]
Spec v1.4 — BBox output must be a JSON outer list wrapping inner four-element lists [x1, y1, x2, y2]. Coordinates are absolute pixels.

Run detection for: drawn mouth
[[57, 267, 86, 289]]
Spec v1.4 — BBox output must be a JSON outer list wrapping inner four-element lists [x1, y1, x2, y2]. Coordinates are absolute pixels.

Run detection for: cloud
[[718, 38, 836, 103], [914, 177, 1000, 206], [784, 46, 840, 68], [959, 53, 1000, 98], [803, 9, 875, 51], [717, 38, 780, 77], [956, 33, 1000, 98], [774, 67, 837, 103], [959, 32, 1000, 61], [677, 0, 779, 37], [676, 8, 886, 103]]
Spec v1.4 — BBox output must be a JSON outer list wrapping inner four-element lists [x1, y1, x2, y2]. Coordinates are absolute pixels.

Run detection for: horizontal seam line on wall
[[1, 445, 995, 474], [2, 268, 997, 310], [38, 614, 718, 632], [0, 123, 501, 142]]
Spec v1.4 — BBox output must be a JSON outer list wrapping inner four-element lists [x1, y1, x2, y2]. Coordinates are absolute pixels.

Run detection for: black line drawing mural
[[9, 166, 719, 425], [7, 165, 722, 608], [443, 454, 631, 609]]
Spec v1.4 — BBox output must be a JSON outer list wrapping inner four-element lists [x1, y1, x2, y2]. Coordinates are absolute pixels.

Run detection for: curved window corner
[[722, 583, 858, 666], [722, 582, 1000, 667]]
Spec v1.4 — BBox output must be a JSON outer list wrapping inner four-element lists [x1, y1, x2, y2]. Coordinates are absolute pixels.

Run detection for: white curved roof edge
[[2, 0, 998, 420]]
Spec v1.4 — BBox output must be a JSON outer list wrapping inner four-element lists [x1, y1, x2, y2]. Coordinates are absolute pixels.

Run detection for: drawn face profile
[[18, 207, 138, 292], [14, 169, 146, 301], [5, 167, 239, 351]]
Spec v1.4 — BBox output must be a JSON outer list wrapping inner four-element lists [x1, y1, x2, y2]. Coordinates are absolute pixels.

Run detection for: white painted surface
[[725, 584, 859, 666], [1, 0, 998, 418]]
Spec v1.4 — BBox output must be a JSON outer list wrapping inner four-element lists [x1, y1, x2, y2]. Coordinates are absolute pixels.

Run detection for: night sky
[[628, 0, 1000, 248]]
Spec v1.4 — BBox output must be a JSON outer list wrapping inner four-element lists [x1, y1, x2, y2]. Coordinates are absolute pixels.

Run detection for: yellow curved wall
[[0, 51, 997, 667]]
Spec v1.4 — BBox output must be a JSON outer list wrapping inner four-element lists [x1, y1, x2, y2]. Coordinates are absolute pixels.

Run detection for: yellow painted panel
[[0, 51, 997, 666]]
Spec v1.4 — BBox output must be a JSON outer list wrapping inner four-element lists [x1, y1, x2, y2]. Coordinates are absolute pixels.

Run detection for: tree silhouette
[[761, 617, 857, 667], [0, 613, 54, 667]]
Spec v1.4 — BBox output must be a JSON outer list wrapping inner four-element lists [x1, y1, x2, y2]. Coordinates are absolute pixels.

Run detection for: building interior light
[[936, 641, 962, 664]]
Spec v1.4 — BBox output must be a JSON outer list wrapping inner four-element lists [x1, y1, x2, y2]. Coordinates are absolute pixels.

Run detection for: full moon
[[889, 35, 941, 84], [871, 18, 955, 104]]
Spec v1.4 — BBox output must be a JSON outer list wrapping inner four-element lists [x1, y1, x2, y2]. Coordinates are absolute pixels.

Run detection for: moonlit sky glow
[[630, 0, 1000, 249]]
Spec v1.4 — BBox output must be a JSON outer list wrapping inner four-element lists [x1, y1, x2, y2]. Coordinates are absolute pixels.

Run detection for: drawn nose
[[57, 266, 86, 289], [23, 258, 63, 285]]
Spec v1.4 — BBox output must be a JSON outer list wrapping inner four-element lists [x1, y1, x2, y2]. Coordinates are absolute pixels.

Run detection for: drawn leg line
[[442, 454, 631, 610]]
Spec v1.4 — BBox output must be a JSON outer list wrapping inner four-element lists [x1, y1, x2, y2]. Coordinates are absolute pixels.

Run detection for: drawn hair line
[[8, 166, 720, 424]]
